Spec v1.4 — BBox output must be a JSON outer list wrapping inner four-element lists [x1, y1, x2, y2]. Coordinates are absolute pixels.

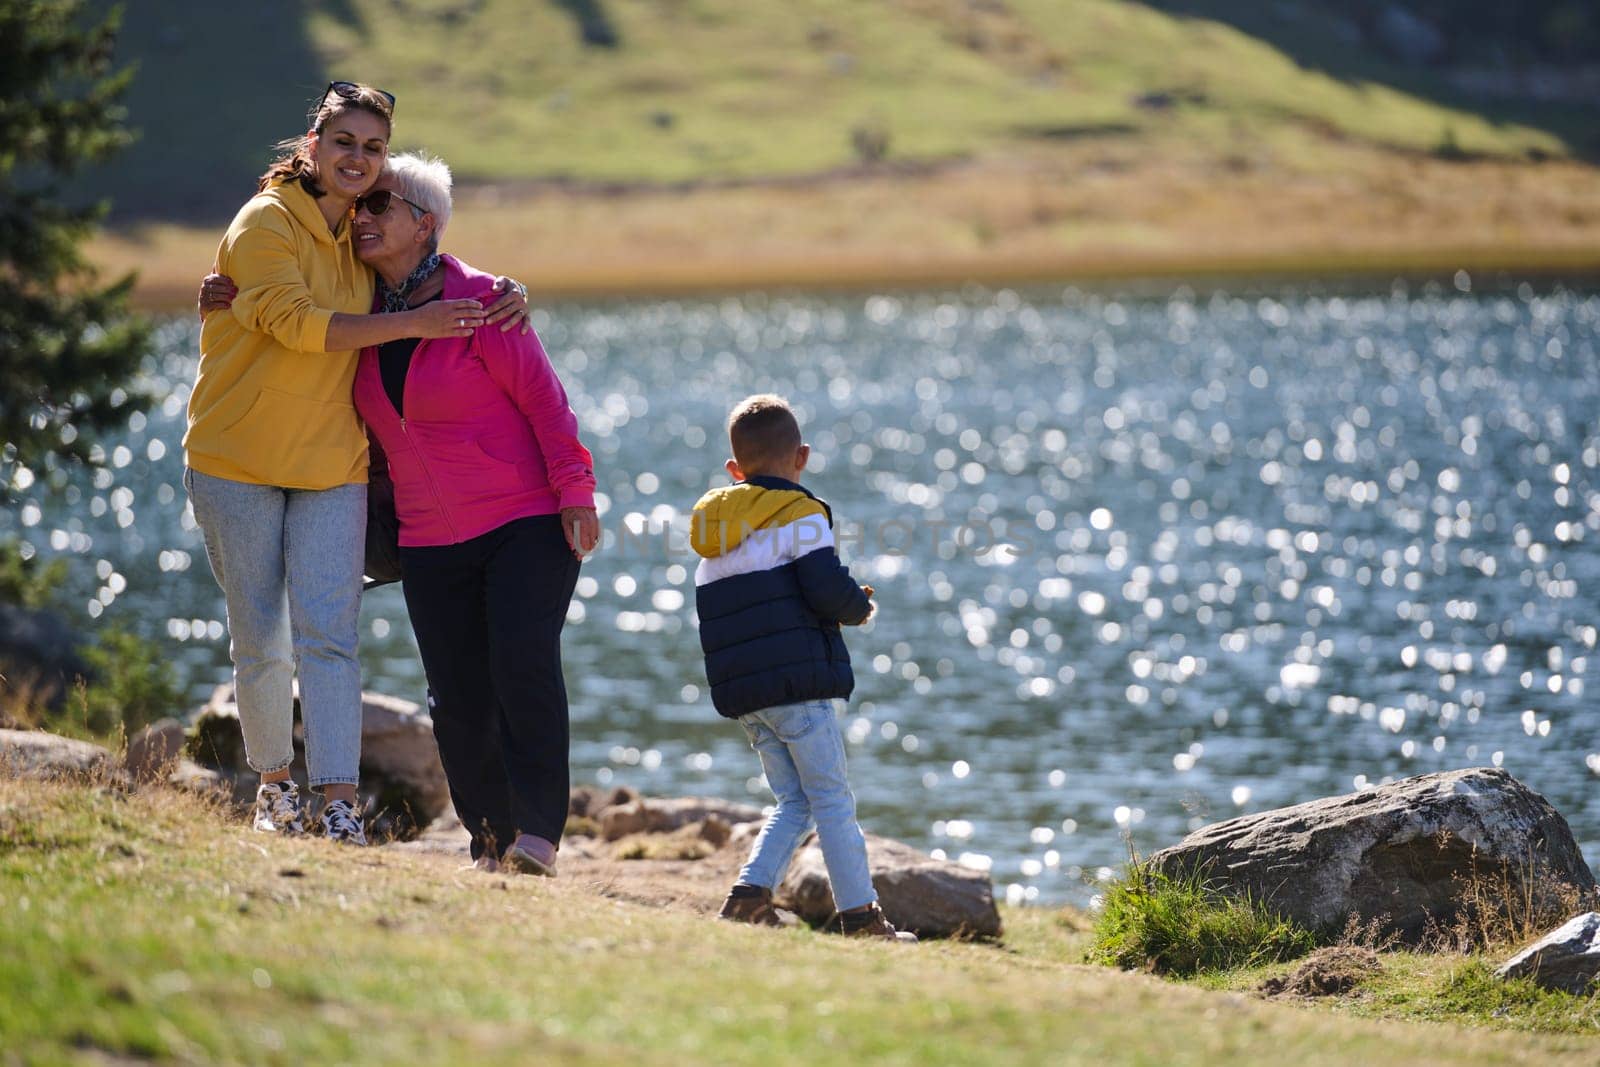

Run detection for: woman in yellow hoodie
[[185, 83, 518, 845]]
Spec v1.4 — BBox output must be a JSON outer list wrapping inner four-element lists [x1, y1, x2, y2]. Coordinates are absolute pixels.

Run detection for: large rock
[[600, 796, 764, 840], [0, 728, 116, 780], [187, 684, 450, 835], [1150, 768, 1597, 942], [1497, 912, 1600, 994], [778, 831, 1003, 939], [189, 684, 248, 774], [356, 692, 452, 826], [124, 717, 188, 781]]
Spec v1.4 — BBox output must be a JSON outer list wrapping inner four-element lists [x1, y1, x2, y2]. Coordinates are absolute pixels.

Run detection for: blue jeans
[[185, 468, 365, 788], [737, 699, 876, 912]]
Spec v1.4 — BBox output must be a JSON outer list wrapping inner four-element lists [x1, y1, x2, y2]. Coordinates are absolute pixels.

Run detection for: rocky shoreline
[[10, 685, 1600, 984], [4, 686, 1003, 940]]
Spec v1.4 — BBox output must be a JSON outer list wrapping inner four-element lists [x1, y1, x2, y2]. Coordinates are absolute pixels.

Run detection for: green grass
[[1087, 859, 1318, 976], [1196, 951, 1600, 1038], [7, 776, 1600, 1064], [1081, 856, 1600, 1040], [93, 0, 1571, 221]]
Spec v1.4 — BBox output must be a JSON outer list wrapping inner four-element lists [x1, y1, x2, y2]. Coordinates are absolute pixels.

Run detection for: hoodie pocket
[[221, 388, 359, 484]]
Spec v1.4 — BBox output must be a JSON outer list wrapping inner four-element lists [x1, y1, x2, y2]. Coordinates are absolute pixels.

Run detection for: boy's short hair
[[728, 394, 802, 472]]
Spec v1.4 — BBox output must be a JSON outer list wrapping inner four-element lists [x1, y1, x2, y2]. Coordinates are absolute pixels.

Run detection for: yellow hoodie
[[184, 179, 375, 489]]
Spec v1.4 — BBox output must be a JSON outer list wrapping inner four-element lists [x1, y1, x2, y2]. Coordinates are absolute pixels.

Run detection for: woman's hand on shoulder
[[484, 276, 531, 334], [560, 506, 600, 560], [409, 298, 487, 339]]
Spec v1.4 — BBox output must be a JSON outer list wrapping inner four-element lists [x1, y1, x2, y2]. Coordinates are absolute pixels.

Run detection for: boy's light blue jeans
[[737, 699, 877, 912], [185, 468, 365, 789]]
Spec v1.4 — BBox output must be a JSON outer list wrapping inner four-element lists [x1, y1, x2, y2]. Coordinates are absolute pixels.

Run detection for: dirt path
[[389, 804, 749, 916]]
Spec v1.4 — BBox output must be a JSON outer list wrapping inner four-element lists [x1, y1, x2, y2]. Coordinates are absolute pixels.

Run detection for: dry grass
[[93, 138, 1600, 311], [1418, 843, 1597, 957]]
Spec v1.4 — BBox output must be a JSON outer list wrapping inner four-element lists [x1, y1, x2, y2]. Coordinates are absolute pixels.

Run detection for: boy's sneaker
[[839, 902, 917, 943], [502, 834, 557, 877], [319, 799, 368, 846], [717, 884, 796, 927], [252, 781, 305, 835]]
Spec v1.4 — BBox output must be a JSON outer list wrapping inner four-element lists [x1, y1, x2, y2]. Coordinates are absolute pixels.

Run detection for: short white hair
[[386, 151, 453, 251]]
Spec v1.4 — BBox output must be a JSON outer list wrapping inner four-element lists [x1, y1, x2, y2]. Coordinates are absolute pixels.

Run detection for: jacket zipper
[[394, 337, 459, 543]]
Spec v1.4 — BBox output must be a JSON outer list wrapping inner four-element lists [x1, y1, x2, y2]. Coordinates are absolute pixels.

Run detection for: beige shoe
[[502, 834, 557, 877]]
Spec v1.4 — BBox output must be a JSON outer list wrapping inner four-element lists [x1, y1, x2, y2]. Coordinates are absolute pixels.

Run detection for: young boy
[[690, 394, 915, 942]]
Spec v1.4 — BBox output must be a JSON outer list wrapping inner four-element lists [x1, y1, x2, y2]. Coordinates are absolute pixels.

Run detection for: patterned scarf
[[377, 252, 441, 314]]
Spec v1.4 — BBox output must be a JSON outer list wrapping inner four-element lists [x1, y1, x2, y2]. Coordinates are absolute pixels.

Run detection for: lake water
[[9, 278, 1600, 906]]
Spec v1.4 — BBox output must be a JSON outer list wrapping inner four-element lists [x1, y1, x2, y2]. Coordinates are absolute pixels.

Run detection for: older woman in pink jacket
[[346, 152, 598, 875], [344, 152, 599, 875]]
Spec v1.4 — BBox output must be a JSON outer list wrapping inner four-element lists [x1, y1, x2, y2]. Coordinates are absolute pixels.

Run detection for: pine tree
[[1, 0, 151, 495]]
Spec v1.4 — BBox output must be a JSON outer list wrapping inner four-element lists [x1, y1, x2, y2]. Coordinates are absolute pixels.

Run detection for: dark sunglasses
[[320, 80, 396, 112], [354, 189, 429, 218]]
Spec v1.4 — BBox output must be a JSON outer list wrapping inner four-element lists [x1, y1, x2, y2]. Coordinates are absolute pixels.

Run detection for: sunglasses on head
[[320, 80, 396, 112], [354, 189, 429, 217]]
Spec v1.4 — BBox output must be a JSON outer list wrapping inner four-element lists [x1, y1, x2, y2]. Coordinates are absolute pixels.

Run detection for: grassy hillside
[[97, 0, 1573, 219], [85, 1, 1600, 297], [4, 775, 1600, 1064]]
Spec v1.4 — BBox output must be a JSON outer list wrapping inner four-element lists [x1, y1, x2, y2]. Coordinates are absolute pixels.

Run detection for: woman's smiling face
[[310, 109, 389, 201], [353, 174, 432, 268]]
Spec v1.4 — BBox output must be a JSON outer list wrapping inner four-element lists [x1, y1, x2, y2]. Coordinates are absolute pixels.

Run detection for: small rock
[[568, 783, 636, 818], [613, 821, 721, 861], [778, 831, 1002, 939], [124, 717, 187, 781], [0, 728, 116, 781], [167, 758, 228, 798], [600, 796, 764, 840], [1496, 912, 1600, 994], [697, 814, 732, 850]]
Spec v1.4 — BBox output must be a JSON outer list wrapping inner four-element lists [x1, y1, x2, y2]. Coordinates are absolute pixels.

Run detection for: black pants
[[401, 514, 579, 859]]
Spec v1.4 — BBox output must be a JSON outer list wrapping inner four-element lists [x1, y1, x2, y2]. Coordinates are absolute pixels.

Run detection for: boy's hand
[[847, 583, 876, 625]]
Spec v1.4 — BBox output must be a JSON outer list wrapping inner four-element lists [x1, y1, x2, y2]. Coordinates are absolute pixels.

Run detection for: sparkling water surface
[[11, 278, 1600, 905]]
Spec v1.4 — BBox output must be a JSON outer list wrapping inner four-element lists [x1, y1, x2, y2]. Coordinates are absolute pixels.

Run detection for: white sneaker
[[320, 799, 368, 846], [253, 781, 305, 835]]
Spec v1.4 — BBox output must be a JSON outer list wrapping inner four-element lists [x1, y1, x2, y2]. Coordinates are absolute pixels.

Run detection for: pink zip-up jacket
[[353, 254, 596, 547]]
